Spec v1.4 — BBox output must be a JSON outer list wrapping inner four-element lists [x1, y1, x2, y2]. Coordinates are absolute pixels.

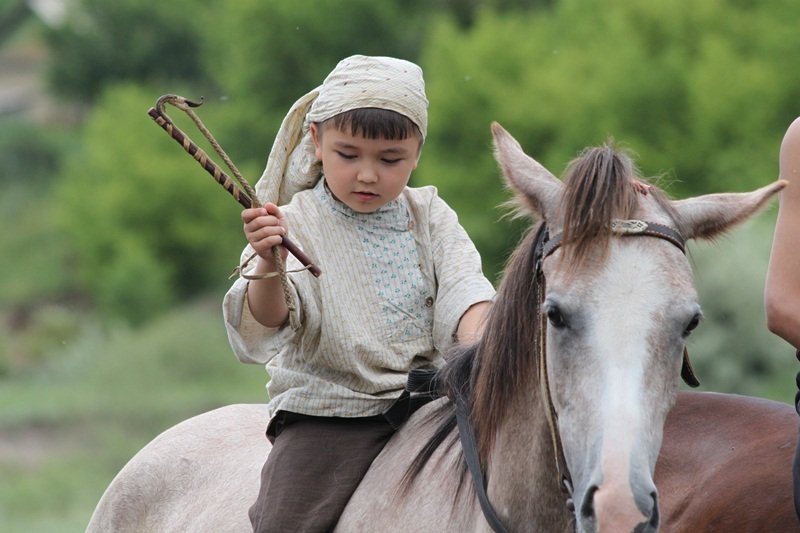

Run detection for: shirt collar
[[314, 178, 409, 230]]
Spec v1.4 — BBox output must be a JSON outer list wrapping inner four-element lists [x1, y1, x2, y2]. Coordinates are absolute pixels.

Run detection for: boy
[[223, 55, 495, 532]]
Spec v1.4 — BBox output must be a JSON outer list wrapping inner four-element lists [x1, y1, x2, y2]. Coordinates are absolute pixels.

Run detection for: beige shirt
[[223, 180, 495, 419]]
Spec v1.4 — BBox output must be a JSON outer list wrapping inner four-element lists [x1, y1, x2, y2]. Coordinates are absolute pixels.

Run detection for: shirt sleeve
[[428, 194, 496, 351], [222, 246, 301, 365]]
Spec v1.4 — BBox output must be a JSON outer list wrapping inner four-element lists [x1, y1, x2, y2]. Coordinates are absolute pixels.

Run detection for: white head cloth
[[254, 55, 429, 206]]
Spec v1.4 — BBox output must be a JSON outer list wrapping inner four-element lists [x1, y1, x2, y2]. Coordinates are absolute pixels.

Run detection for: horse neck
[[463, 228, 572, 530], [484, 381, 574, 531]]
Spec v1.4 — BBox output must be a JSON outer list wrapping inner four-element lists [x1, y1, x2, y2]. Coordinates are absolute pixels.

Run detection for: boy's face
[[310, 122, 421, 213]]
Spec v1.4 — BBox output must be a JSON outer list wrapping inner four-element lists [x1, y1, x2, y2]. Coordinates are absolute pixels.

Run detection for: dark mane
[[558, 141, 664, 270], [402, 225, 544, 493], [402, 141, 675, 491]]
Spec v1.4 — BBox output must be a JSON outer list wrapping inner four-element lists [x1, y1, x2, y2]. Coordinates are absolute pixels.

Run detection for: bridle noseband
[[458, 219, 697, 533]]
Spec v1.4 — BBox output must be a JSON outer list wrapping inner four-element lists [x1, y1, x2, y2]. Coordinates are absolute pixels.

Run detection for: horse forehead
[[603, 241, 693, 295], [546, 238, 695, 308]]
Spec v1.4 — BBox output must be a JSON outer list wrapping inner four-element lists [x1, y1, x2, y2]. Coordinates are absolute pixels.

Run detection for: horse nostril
[[632, 491, 660, 533], [648, 491, 659, 528], [580, 484, 599, 519]]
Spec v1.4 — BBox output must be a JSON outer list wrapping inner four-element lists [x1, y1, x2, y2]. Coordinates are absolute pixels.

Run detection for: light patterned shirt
[[223, 179, 495, 419]]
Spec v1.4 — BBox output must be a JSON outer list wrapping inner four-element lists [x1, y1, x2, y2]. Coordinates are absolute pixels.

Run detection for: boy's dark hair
[[323, 108, 422, 142]]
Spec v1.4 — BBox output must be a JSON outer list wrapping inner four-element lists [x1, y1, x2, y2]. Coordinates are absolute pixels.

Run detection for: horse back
[[657, 391, 800, 532], [337, 398, 486, 532], [86, 403, 270, 533]]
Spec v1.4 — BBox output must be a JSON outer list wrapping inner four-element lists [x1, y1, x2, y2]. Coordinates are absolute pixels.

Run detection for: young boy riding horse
[[223, 55, 495, 532]]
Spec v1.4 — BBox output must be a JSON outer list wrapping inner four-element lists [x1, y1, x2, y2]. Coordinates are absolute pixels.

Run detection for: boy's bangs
[[329, 108, 421, 141]]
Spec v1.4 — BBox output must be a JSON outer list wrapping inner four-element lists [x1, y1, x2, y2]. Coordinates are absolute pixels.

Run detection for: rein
[[455, 219, 693, 532]]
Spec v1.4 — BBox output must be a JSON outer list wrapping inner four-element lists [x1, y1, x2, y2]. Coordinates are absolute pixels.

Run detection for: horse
[[86, 123, 787, 532], [656, 391, 798, 532]]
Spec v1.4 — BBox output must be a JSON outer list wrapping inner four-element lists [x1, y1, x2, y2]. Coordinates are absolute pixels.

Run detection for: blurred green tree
[[0, 0, 31, 46], [689, 217, 795, 399], [53, 84, 252, 324], [414, 0, 800, 280], [199, 0, 430, 163], [44, 0, 214, 101], [0, 119, 63, 184]]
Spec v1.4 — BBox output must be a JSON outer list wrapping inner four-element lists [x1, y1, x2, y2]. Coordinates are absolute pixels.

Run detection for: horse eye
[[547, 306, 567, 329], [683, 313, 703, 337]]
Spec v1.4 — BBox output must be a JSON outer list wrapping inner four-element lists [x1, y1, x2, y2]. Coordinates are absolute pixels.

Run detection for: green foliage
[[2, 304, 83, 374], [44, 0, 213, 101], [0, 0, 32, 47], [0, 131, 77, 371], [53, 84, 250, 324], [688, 216, 795, 399], [0, 297, 265, 424], [91, 236, 172, 325], [200, 0, 430, 161], [0, 119, 64, 184], [0, 184, 72, 308], [0, 298, 265, 532], [416, 0, 800, 279], [0, 451, 108, 532]]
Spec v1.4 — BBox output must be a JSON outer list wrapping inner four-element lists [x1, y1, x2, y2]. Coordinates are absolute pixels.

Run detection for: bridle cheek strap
[[541, 219, 700, 389], [458, 219, 698, 531]]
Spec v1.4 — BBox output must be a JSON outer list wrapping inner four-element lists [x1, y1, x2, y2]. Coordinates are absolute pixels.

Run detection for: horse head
[[489, 122, 784, 533]]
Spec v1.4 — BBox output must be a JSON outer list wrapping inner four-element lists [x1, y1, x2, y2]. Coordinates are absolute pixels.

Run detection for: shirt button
[[424, 296, 434, 307]]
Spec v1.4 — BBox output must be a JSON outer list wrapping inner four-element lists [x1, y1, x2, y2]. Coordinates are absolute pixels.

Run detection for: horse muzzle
[[576, 480, 659, 533]]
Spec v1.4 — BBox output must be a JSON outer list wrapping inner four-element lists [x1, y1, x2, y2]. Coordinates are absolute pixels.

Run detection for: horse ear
[[671, 181, 786, 241], [492, 122, 563, 219]]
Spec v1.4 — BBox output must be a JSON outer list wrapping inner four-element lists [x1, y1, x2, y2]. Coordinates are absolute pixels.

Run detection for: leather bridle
[[457, 219, 698, 533]]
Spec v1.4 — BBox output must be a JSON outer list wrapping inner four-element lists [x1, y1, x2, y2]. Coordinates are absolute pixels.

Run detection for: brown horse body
[[657, 391, 799, 532]]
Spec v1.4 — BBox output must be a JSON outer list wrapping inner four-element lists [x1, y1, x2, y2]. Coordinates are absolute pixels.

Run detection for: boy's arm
[[765, 117, 800, 349], [246, 259, 290, 328], [422, 191, 496, 351], [456, 301, 492, 344], [242, 204, 290, 328]]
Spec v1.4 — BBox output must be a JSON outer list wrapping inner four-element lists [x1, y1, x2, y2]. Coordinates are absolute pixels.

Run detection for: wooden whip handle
[[147, 106, 321, 278]]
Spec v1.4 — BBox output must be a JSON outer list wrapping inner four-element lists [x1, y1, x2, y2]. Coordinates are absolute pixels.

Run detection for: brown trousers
[[249, 412, 396, 533]]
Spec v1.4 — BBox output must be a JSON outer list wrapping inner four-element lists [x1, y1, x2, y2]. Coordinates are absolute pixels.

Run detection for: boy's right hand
[[242, 203, 289, 264]]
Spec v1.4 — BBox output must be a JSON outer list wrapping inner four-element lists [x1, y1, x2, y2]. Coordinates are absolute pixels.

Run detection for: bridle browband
[[456, 218, 699, 533], [540, 219, 686, 260], [538, 220, 700, 388]]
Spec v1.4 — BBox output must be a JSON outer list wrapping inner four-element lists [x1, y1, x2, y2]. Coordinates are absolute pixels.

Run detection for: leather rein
[[455, 219, 698, 533]]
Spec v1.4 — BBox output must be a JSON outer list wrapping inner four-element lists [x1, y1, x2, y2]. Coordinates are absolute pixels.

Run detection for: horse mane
[[558, 141, 639, 270], [401, 228, 543, 495], [402, 141, 674, 493]]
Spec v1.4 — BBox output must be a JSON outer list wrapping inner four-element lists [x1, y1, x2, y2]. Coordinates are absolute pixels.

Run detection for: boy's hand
[[242, 203, 289, 263]]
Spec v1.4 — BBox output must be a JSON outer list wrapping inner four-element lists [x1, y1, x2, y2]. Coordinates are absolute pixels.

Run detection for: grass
[[0, 295, 267, 533]]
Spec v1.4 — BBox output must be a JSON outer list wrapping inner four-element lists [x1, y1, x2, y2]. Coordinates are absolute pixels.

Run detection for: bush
[[53, 84, 252, 324], [415, 1, 800, 279], [0, 119, 64, 185], [688, 216, 795, 400], [44, 0, 212, 102]]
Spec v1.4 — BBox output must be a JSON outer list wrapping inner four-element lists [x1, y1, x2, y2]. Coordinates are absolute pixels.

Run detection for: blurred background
[[1, 0, 798, 530]]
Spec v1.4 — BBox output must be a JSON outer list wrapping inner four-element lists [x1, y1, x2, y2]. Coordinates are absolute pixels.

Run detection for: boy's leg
[[249, 414, 395, 533]]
